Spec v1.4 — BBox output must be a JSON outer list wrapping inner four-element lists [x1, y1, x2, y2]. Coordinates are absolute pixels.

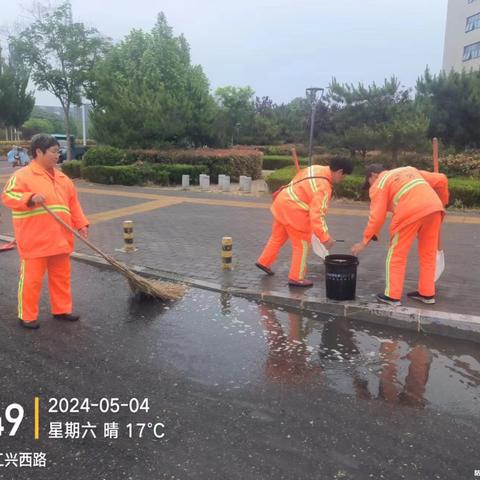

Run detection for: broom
[[41, 204, 185, 301]]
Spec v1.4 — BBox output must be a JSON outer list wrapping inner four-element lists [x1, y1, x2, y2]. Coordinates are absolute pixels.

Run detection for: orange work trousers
[[18, 254, 72, 322], [257, 219, 311, 281], [385, 211, 442, 300]]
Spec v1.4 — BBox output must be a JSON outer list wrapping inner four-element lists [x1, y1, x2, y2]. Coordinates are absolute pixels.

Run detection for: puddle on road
[[152, 289, 480, 419]]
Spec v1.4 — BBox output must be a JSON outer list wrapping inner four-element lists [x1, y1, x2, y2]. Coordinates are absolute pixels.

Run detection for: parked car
[[52, 134, 87, 162]]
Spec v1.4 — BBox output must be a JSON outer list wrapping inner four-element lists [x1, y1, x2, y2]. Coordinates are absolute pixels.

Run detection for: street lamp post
[[235, 123, 241, 145], [306, 87, 324, 166]]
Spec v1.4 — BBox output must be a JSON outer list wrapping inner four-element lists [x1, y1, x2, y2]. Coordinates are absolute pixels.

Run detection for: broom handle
[[41, 203, 114, 264]]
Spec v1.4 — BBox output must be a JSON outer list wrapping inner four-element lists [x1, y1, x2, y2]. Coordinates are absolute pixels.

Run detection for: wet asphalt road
[[0, 250, 479, 480]]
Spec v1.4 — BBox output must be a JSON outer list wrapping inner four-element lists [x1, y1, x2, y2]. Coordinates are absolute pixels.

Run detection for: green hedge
[[81, 165, 169, 186], [262, 155, 309, 170], [146, 164, 209, 184], [449, 178, 480, 207], [61, 160, 83, 179], [265, 167, 480, 207], [83, 146, 127, 166], [82, 147, 262, 182], [75, 163, 212, 186]]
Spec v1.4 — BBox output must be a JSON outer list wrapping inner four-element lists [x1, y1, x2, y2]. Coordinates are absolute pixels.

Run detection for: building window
[[463, 42, 480, 61], [466, 12, 480, 32]]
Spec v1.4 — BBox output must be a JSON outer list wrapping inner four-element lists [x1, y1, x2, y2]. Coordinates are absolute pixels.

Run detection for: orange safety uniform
[[2, 161, 88, 322], [362, 166, 449, 300], [258, 165, 333, 281]]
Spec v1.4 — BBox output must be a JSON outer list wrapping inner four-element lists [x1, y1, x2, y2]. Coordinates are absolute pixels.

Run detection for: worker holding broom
[[2, 134, 89, 329], [256, 157, 353, 287], [351, 164, 449, 306]]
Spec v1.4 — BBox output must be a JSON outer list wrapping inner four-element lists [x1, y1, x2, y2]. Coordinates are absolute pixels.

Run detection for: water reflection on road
[[254, 301, 479, 415]]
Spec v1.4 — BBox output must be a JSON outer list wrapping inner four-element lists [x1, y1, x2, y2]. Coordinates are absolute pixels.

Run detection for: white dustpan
[[311, 234, 329, 260], [435, 250, 445, 282]]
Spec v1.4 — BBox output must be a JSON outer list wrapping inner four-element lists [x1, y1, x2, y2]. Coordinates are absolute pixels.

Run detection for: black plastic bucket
[[324, 254, 359, 301]]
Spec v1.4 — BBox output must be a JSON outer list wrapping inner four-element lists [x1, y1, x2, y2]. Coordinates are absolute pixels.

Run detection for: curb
[[1, 235, 479, 344], [71, 249, 480, 345]]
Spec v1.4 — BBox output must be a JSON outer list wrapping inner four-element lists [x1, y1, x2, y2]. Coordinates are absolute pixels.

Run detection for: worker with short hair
[[256, 157, 353, 287], [351, 164, 449, 306], [2, 134, 89, 329]]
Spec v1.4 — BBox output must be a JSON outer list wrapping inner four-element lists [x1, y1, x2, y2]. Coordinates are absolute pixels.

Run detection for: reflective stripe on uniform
[[308, 166, 318, 193], [318, 192, 330, 234], [18, 259, 25, 319], [287, 183, 310, 211], [12, 205, 71, 220], [299, 240, 309, 279], [385, 233, 399, 298], [393, 179, 427, 206], [4, 177, 22, 200], [378, 171, 395, 189]]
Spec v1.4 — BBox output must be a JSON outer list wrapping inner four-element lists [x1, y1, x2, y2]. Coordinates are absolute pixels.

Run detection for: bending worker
[[351, 164, 449, 306], [256, 157, 353, 287], [2, 134, 89, 329]]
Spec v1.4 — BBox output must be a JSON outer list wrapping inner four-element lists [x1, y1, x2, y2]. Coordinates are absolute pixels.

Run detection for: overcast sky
[[2, 0, 448, 106]]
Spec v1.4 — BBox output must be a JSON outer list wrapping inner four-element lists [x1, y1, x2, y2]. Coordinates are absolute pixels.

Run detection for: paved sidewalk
[[1, 180, 479, 320]]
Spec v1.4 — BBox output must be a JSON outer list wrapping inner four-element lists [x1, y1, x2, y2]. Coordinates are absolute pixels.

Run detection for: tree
[[377, 104, 429, 162], [89, 13, 214, 148], [272, 97, 310, 144], [325, 77, 427, 160], [12, 1, 109, 158], [0, 44, 35, 140], [416, 68, 480, 150], [215, 86, 255, 145], [22, 118, 55, 138]]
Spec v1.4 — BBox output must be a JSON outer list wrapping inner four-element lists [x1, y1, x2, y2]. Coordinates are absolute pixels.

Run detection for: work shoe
[[255, 262, 274, 275], [53, 313, 80, 322], [407, 291, 436, 305], [19, 318, 40, 329], [288, 279, 314, 288], [376, 293, 401, 307]]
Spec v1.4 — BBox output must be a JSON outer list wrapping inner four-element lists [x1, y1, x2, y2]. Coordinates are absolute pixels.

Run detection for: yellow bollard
[[221, 236, 233, 270], [119, 220, 137, 253]]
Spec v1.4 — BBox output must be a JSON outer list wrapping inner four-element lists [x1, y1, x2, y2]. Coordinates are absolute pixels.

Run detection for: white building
[[443, 0, 480, 72]]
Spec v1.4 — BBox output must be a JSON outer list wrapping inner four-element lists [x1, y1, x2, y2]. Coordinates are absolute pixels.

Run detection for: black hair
[[30, 134, 60, 158], [362, 163, 385, 189], [329, 156, 354, 175]]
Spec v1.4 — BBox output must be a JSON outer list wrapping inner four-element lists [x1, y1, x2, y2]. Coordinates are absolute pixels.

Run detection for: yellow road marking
[[78, 187, 165, 201], [78, 186, 480, 224], [34, 397, 40, 440], [87, 198, 184, 225]]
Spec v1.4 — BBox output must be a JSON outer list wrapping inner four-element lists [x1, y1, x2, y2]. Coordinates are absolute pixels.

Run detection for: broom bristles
[[107, 255, 186, 301], [127, 274, 186, 301]]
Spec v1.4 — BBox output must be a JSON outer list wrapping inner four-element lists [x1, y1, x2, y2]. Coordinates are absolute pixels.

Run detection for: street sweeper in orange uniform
[[351, 164, 449, 306], [256, 157, 353, 287]]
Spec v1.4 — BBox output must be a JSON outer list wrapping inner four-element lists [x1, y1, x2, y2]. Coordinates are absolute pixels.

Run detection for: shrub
[[440, 153, 480, 178], [61, 160, 84, 179], [145, 164, 209, 184], [334, 176, 367, 201], [124, 148, 262, 181], [262, 155, 308, 170], [264, 166, 298, 192], [83, 146, 127, 166], [81, 165, 169, 186], [448, 178, 480, 208], [261, 144, 310, 157], [266, 167, 480, 207]]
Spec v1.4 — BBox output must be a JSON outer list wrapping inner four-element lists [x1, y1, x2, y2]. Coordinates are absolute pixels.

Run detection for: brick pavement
[[1, 179, 479, 317]]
